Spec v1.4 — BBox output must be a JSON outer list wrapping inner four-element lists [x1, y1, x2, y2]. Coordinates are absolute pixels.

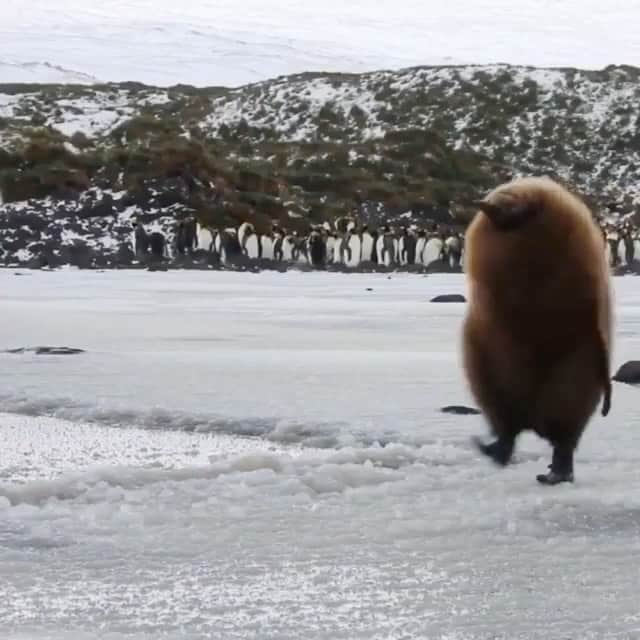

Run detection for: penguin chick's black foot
[[472, 435, 514, 467], [536, 469, 574, 485], [537, 446, 575, 485]]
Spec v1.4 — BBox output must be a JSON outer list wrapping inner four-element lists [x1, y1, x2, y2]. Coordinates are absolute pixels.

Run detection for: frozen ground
[[2, 1, 639, 86], [1, 268, 640, 639]]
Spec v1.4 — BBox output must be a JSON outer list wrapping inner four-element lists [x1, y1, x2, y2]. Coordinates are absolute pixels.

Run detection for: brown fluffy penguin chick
[[462, 176, 613, 485]]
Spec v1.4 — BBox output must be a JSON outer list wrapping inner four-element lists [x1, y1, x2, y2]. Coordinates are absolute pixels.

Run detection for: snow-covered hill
[[2, 62, 640, 267], [2, 0, 639, 87]]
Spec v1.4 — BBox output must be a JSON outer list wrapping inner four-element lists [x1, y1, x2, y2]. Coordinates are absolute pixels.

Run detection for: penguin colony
[[130, 217, 465, 271], [130, 214, 638, 272], [463, 176, 613, 485]]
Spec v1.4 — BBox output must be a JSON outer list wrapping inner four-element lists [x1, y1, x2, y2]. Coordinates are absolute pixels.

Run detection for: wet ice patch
[[0, 424, 453, 506], [0, 395, 355, 448], [1, 271, 640, 637]]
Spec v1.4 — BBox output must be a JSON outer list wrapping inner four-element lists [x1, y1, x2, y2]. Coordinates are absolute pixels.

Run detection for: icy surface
[[1, 269, 640, 639], [1, 1, 639, 87]]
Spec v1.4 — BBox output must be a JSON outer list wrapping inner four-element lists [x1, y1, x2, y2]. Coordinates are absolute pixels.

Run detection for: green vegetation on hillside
[[2, 63, 640, 229]]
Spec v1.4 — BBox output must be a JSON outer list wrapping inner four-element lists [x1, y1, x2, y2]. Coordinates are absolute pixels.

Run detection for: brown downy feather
[[463, 176, 613, 451]]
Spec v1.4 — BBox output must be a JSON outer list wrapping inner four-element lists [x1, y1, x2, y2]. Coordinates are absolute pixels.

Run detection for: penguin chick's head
[[472, 192, 540, 233]]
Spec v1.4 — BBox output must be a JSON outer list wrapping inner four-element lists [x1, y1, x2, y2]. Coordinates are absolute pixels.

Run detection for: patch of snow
[[97, 234, 120, 250], [63, 141, 80, 155], [13, 248, 33, 262], [47, 93, 134, 138], [60, 228, 85, 244]]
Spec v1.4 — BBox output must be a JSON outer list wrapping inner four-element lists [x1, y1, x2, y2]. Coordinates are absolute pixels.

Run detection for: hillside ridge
[[1, 62, 638, 267]]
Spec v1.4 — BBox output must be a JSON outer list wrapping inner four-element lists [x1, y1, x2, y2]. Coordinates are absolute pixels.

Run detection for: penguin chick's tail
[[598, 329, 612, 417], [601, 377, 612, 417]]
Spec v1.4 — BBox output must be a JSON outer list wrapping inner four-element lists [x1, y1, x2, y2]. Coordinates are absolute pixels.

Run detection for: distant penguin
[[333, 233, 346, 264], [393, 235, 400, 264], [149, 231, 166, 260], [463, 176, 613, 485], [445, 234, 462, 269], [375, 227, 394, 267], [606, 230, 620, 268], [219, 229, 241, 264], [325, 234, 336, 263], [346, 232, 361, 268], [335, 216, 355, 234], [184, 217, 197, 252], [244, 231, 260, 259], [196, 222, 214, 252], [623, 229, 634, 266], [415, 230, 427, 265], [209, 229, 221, 261], [238, 222, 254, 250], [260, 233, 275, 260], [375, 234, 383, 265], [174, 221, 186, 255], [633, 231, 640, 267], [402, 229, 417, 265], [282, 234, 296, 261], [298, 245, 309, 264], [361, 226, 375, 263], [398, 230, 408, 265], [273, 227, 285, 262], [309, 229, 326, 268], [423, 237, 445, 267], [131, 222, 149, 257]]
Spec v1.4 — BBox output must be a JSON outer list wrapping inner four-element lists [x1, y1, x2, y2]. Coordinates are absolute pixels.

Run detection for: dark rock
[[65, 242, 95, 269], [35, 347, 85, 355], [77, 194, 115, 218], [440, 405, 481, 415], [431, 294, 466, 303], [4, 346, 85, 355], [612, 360, 640, 384]]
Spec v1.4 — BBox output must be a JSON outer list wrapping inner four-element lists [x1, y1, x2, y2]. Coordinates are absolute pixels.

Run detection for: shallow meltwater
[[2, 269, 640, 639]]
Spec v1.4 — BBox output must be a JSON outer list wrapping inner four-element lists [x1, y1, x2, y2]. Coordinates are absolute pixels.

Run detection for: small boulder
[[431, 294, 466, 303], [35, 346, 85, 355], [4, 346, 85, 356], [612, 361, 640, 384], [440, 405, 481, 415]]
